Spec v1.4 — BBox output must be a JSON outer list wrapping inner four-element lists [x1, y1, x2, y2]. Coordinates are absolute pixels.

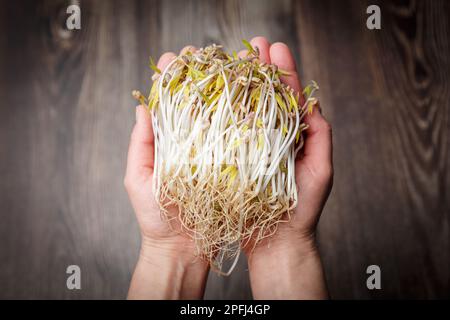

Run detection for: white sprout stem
[[136, 44, 319, 274]]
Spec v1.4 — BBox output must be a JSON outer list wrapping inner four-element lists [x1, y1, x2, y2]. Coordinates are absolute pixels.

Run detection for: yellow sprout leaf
[[279, 162, 288, 174], [303, 80, 319, 100], [169, 74, 182, 94], [177, 101, 187, 109], [193, 84, 211, 105], [289, 91, 298, 110], [275, 93, 287, 111], [282, 125, 288, 136], [183, 86, 190, 99], [267, 185, 273, 197], [220, 165, 237, 178], [228, 168, 238, 189], [307, 98, 317, 114], [149, 56, 161, 74], [148, 80, 158, 99], [250, 87, 260, 104], [132, 90, 146, 106], [148, 83, 159, 110], [148, 96, 158, 110], [187, 65, 206, 80], [205, 79, 215, 93], [242, 39, 256, 55], [277, 69, 291, 76], [296, 130, 301, 143], [257, 133, 264, 150], [256, 118, 264, 128], [209, 90, 222, 105], [216, 75, 224, 90], [231, 138, 242, 149], [174, 83, 183, 94]]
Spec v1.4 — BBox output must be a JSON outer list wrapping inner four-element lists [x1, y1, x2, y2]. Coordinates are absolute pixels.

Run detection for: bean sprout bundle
[[133, 42, 318, 274]]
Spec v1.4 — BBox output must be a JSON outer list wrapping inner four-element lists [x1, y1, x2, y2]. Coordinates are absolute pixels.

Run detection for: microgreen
[[242, 39, 256, 55], [149, 56, 161, 74], [132, 43, 319, 275]]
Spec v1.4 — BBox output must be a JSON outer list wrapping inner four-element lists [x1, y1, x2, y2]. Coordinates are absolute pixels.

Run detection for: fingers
[[239, 40, 301, 93], [250, 37, 271, 63], [267, 43, 332, 186], [157, 52, 176, 71], [300, 103, 333, 177], [125, 105, 155, 186], [269, 42, 302, 94], [238, 49, 248, 59], [125, 52, 176, 186], [238, 37, 271, 63], [180, 45, 197, 55]]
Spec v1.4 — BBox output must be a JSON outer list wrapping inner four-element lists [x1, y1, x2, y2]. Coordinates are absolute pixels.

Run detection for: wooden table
[[0, 0, 448, 299]]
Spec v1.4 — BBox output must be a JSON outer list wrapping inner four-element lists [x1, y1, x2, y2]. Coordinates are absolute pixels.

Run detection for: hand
[[124, 46, 209, 299], [241, 37, 333, 299]]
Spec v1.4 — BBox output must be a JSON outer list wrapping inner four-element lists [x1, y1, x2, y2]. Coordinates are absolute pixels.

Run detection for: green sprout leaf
[[220, 165, 237, 179], [257, 133, 264, 150], [296, 130, 301, 143], [289, 91, 298, 109], [231, 138, 242, 149], [132, 90, 146, 106], [302, 80, 319, 99], [242, 39, 256, 55], [277, 69, 291, 76], [307, 97, 318, 114], [275, 93, 287, 111], [187, 64, 206, 80], [149, 56, 161, 74]]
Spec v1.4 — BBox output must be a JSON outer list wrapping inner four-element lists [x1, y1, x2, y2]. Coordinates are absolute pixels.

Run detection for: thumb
[[125, 105, 155, 184], [296, 103, 333, 185]]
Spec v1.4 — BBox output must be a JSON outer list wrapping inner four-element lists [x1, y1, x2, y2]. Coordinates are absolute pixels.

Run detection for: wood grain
[[0, 0, 448, 299]]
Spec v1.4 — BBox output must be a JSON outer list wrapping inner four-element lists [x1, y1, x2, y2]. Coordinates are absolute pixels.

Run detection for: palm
[[133, 177, 181, 239], [126, 41, 332, 259], [125, 147, 191, 244], [279, 155, 332, 239], [238, 38, 333, 253]]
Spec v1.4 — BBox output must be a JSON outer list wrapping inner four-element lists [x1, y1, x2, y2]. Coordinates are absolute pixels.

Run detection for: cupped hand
[[124, 46, 202, 254], [241, 37, 333, 256], [126, 46, 211, 300], [239, 37, 332, 300]]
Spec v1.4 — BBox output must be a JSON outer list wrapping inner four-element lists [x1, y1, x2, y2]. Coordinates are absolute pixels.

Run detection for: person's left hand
[[238, 37, 332, 299]]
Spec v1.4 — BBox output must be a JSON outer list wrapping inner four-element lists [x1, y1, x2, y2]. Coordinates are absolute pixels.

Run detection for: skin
[[125, 38, 333, 300]]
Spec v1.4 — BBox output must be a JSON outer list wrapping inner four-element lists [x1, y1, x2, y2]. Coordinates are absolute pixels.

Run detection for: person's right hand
[[125, 46, 210, 300], [125, 50, 189, 252]]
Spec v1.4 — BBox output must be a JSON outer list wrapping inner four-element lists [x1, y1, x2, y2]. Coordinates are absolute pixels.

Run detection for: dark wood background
[[0, 0, 448, 299]]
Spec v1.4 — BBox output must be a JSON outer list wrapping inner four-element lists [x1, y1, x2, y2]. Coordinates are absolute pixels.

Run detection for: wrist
[[128, 236, 209, 300], [248, 230, 318, 263], [247, 232, 328, 300], [140, 236, 203, 266]]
